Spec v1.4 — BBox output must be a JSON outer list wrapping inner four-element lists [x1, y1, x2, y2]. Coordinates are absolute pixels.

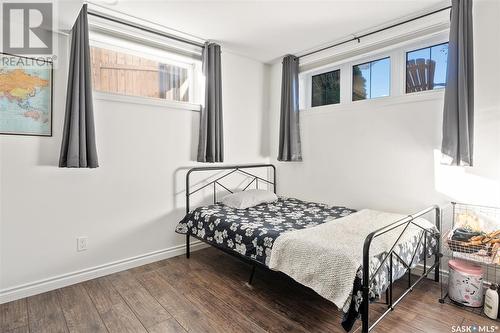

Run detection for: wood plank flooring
[[1, 247, 497, 333]]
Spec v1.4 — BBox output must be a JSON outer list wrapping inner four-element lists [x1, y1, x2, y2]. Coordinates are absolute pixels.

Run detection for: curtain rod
[[298, 5, 452, 59], [86, 10, 205, 49]]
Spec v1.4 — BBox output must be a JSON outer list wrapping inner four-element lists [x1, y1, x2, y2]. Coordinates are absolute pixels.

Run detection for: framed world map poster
[[0, 53, 53, 136]]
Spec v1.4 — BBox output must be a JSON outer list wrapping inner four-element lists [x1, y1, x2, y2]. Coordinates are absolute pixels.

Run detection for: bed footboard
[[361, 205, 441, 333]]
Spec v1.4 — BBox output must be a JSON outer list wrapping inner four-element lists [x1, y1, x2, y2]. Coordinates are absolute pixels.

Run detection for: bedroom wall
[[269, 0, 500, 214], [0, 33, 270, 301]]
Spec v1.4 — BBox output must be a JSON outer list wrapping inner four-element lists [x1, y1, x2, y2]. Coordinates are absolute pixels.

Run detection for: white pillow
[[221, 189, 278, 209]]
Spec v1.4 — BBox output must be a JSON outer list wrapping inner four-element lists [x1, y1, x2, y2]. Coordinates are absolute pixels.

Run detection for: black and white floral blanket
[[175, 197, 438, 332], [176, 197, 356, 265]]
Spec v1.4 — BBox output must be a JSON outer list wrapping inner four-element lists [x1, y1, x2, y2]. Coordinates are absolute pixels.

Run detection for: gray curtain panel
[[197, 42, 223, 163], [441, 0, 474, 166], [59, 4, 99, 168], [278, 55, 302, 161]]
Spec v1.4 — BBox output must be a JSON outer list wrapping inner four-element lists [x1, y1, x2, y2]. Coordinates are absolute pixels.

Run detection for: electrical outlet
[[77, 236, 88, 252]]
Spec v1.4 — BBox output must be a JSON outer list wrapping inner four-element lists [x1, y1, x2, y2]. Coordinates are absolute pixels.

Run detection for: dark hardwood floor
[[0, 247, 497, 333]]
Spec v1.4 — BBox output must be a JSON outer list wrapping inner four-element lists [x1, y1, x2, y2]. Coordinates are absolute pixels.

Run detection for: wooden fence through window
[[90, 46, 189, 102]]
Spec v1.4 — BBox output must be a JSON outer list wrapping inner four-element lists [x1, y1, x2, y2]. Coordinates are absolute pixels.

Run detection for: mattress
[[175, 197, 438, 331]]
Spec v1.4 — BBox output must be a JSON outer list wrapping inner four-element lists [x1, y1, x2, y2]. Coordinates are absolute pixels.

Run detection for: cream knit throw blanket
[[268, 209, 435, 308]]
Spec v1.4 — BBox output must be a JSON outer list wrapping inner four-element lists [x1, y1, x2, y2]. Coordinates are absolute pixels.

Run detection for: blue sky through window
[[431, 43, 448, 88], [353, 57, 390, 100], [371, 58, 390, 98]]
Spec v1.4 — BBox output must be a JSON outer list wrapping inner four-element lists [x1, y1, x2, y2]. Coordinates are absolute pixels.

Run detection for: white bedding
[[268, 209, 435, 308]]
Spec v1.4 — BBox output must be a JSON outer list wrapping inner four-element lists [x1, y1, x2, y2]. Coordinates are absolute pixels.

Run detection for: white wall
[[0, 33, 270, 300], [269, 0, 500, 214]]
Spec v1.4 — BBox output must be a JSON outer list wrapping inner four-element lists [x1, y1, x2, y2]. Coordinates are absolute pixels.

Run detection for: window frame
[[311, 68, 341, 107], [400, 33, 449, 97], [351, 56, 391, 102], [405, 41, 449, 94], [88, 29, 203, 112], [301, 64, 343, 110], [299, 31, 449, 112]]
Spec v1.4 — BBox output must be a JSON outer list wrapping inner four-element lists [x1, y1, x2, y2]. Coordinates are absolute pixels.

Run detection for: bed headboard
[[185, 164, 276, 213]]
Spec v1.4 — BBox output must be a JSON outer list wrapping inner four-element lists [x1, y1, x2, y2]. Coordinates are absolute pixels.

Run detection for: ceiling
[[61, 0, 448, 63]]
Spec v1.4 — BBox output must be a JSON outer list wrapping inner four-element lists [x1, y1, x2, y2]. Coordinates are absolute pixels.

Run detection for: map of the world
[[0, 55, 52, 136]]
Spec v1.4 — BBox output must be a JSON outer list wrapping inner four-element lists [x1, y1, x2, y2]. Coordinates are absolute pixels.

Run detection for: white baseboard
[[0, 240, 208, 304], [412, 262, 448, 280]]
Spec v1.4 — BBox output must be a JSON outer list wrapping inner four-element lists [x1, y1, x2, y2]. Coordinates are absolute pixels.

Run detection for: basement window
[[88, 20, 203, 109], [352, 57, 390, 101], [406, 42, 448, 93], [298, 32, 449, 111], [311, 69, 340, 107], [90, 45, 193, 102]]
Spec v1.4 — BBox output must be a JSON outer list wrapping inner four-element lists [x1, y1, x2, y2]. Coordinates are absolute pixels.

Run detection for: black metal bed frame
[[362, 205, 441, 332], [184, 164, 441, 333]]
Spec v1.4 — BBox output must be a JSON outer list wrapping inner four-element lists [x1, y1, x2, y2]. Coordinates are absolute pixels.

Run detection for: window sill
[[93, 91, 202, 112], [302, 89, 444, 115]]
